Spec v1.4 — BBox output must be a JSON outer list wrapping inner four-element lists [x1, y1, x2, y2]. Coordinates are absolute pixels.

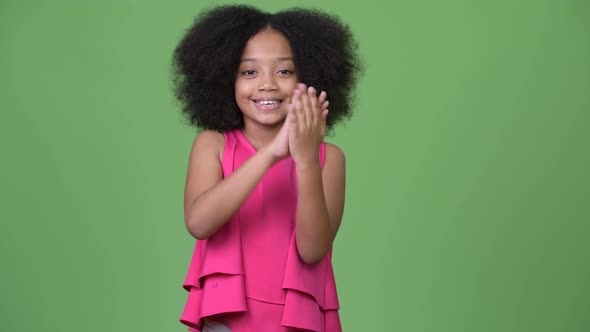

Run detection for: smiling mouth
[[254, 99, 283, 105], [253, 99, 283, 110]]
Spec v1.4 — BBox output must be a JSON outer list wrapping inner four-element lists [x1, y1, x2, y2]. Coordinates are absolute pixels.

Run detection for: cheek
[[234, 82, 248, 100], [282, 80, 298, 94]]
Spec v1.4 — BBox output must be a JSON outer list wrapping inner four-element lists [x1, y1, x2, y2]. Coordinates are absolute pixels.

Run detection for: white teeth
[[256, 100, 280, 105]]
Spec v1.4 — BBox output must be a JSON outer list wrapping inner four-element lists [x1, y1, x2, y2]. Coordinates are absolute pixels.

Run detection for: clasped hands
[[269, 83, 329, 166]]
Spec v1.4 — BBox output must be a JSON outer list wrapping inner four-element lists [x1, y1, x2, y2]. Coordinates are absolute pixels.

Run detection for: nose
[[258, 73, 277, 91]]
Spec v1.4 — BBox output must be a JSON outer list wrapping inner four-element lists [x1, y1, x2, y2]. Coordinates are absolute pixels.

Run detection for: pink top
[[180, 129, 341, 332]]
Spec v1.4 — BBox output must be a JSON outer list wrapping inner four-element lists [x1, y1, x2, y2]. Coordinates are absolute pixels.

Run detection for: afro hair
[[171, 4, 362, 132]]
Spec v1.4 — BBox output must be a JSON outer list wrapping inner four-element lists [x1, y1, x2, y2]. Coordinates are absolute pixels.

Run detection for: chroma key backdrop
[[1, 1, 589, 331]]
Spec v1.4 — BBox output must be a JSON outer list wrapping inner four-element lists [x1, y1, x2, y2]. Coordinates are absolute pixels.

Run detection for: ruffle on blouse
[[179, 218, 340, 332]]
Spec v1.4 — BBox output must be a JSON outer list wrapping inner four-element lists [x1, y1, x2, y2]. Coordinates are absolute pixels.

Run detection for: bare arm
[[295, 143, 346, 264], [287, 84, 346, 264], [183, 130, 282, 239]]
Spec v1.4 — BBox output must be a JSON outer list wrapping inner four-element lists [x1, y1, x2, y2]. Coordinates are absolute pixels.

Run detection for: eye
[[277, 69, 294, 75], [242, 69, 256, 76]]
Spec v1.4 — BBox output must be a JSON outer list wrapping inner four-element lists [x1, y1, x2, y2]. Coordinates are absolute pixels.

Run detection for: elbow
[[185, 198, 213, 240], [184, 216, 212, 240], [296, 242, 330, 265], [188, 229, 210, 241], [300, 254, 325, 265], [295, 226, 333, 264]]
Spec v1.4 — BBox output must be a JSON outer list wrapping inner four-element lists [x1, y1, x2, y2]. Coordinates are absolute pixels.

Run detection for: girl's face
[[235, 28, 298, 129]]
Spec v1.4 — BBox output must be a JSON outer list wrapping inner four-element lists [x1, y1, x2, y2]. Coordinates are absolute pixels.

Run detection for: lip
[[252, 99, 283, 111]]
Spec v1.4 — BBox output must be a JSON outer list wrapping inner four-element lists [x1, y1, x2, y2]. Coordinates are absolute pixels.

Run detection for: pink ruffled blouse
[[180, 129, 341, 332]]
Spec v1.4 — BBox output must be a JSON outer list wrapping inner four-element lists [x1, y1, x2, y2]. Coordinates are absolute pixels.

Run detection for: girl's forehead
[[241, 29, 293, 60]]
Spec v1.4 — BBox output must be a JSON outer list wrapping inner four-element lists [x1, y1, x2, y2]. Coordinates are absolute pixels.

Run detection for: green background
[[1, 0, 589, 331]]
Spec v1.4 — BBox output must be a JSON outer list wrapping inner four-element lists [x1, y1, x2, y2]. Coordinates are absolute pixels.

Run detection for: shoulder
[[323, 142, 345, 171], [191, 130, 225, 161], [324, 143, 345, 163], [194, 130, 224, 143]]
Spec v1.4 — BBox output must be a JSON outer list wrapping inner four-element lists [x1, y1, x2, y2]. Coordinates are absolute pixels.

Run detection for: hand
[[267, 85, 327, 161], [267, 116, 290, 160], [287, 83, 329, 167]]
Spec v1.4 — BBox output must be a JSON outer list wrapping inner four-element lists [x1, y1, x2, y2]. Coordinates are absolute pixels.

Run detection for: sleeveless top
[[180, 129, 341, 332]]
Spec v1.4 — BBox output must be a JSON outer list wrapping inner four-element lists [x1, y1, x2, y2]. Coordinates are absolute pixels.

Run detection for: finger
[[308, 86, 318, 106], [320, 109, 328, 137], [321, 100, 329, 111], [308, 86, 319, 126], [297, 83, 307, 92], [318, 90, 327, 105], [280, 113, 290, 132], [287, 89, 299, 113], [292, 84, 305, 106], [301, 87, 313, 129], [289, 90, 300, 125], [294, 89, 305, 131], [288, 87, 300, 106]]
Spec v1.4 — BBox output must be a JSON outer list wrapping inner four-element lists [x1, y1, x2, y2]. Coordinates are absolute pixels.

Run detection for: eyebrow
[[240, 57, 294, 63]]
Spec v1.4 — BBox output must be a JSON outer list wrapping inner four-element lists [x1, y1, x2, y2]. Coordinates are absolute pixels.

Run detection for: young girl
[[171, 5, 361, 332]]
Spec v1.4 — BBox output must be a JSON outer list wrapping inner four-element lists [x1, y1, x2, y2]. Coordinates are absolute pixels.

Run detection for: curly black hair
[[171, 4, 362, 132]]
